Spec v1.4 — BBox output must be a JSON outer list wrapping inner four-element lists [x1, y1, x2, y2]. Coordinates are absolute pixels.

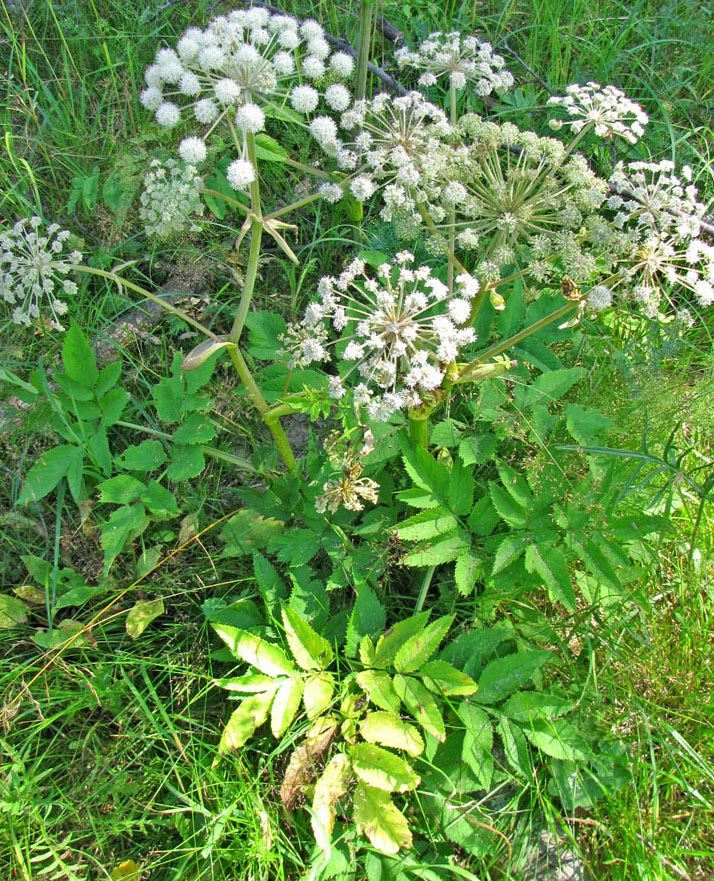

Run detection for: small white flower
[[350, 175, 376, 201], [330, 52, 355, 77], [140, 86, 164, 110], [236, 102, 265, 133], [155, 102, 180, 127], [214, 78, 242, 105], [324, 83, 351, 111], [226, 158, 256, 190], [290, 84, 319, 113], [319, 182, 344, 203], [178, 137, 207, 163], [587, 285, 613, 311], [194, 98, 219, 123]]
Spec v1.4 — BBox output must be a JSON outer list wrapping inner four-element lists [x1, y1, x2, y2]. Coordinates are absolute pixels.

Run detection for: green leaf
[[491, 534, 527, 575], [62, 320, 98, 388], [312, 753, 351, 851], [360, 711, 424, 757], [565, 403, 616, 446], [454, 549, 482, 596], [253, 552, 288, 609], [254, 132, 288, 162], [402, 530, 470, 567], [496, 461, 532, 507], [271, 676, 304, 738], [126, 597, 164, 639], [525, 544, 575, 610], [521, 719, 588, 762], [0, 594, 29, 629], [141, 480, 179, 518], [281, 604, 334, 671], [475, 650, 552, 705], [303, 672, 335, 720], [420, 660, 477, 696], [99, 387, 129, 426], [94, 361, 122, 400], [355, 669, 401, 713], [394, 614, 454, 674], [498, 716, 529, 776], [351, 743, 420, 792], [430, 419, 464, 448], [520, 366, 585, 408], [396, 508, 457, 541], [33, 618, 87, 651], [101, 503, 149, 572], [353, 783, 412, 855], [54, 583, 105, 610], [152, 372, 184, 423], [218, 690, 274, 752], [502, 692, 573, 723], [447, 459, 474, 516], [345, 583, 386, 659], [222, 512, 283, 558], [214, 673, 278, 693], [87, 426, 112, 476], [393, 674, 445, 741], [18, 445, 84, 506], [489, 482, 527, 528], [458, 703, 493, 789], [394, 488, 440, 509], [458, 433, 497, 467], [467, 494, 499, 536], [98, 474, 146, 505], [212, 625, 294, 677], [373, 612, 430, 668], [173, 412, 217, 445], [166, 444, 205, 481], [244, 311, 288, 360], [399, 436, 451, 504]]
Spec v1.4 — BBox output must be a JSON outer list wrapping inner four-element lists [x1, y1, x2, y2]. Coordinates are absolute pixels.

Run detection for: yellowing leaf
[[218, 690, 274, 753], [353, 782, 412, 854], [282, 604, 334, 671], [393, 674, 445, 741], [280, 716, 338, 809], [350, 743, 420, 792], [110, 860, 141, 881], [126, 597, 164, 639], [312, 753, 351, 850], [360, 711, 424, 757], [13, 585, 46, 605], [0, 594, 29, 629], [212, 624, 294, 677], [271, 676, 304, 738], [359, 634, 375, 666], [373, 612, 431, 668], [393, 614, 454, 674], [419, 660, 477, 696], [355, 669, 401, 713], [213, 673, 278, 693], [303, 672, 335, 720]]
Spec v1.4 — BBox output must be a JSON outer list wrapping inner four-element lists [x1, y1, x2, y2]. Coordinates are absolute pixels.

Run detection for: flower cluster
[[139, 159, 205, 238], [314, 432, 380, 514], [395, 31, 514, 96], [140, 8, 354, 191], [547, 82, 649, 144], [1, 217, 82, 331], [283, 252, 478, 421]]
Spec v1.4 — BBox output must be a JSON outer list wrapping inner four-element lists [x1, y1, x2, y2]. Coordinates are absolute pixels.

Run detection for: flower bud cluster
[[395, 31, 515, 96], [282, 252, 478, 421], [547, 81, 648, 144], [139, 159, 205, 238], [1, 217, 82, 331]]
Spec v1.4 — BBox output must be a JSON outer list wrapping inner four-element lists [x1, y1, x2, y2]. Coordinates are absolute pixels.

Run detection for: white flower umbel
[[395, 31, 515, 97], [139, 159, 205, 238], [547, 82, 648, 145], [0, 217, 82, 331], [284, 253, 477, 421]]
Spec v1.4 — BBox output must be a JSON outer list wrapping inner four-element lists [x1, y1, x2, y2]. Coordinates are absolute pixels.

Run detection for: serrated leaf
[[520, 719, 588, 762], [447, 459, 474, 516], [360, 712, 424, 757], [63, 320, 98, 388], [126, 597, 164, 639], [393, 674, 445, 741], [245, 310, 288, 360], [475, 650, 552, 705], [496, 461, 532, 507], [280, 716, 338, 809], [101, 503, 149, 573], [141, 480, 179, 518], [396, 508, 457, 541], [502, 692, 573, 722], [98, 474, 146, 504], [394, 488, 441, 509], [525, 544, 575, 610], [18, 445, 84, 506], [212, 625, 294, 677], [520, 366, 585, 408], [214, 673, 278, 693], [281, 604, 333, 671], [394, 614, 454, 674], [373, 612, 430, 668], [467, 494, 499, 536], [359, 635, 375, 666], [491, 534, 526, 575], [399, 435, 451, 503], [312, 753, 351, 851], [454, 549, 482, 595], [117, 440, 167, 472], [353, 783, 412, 855], [173, 412, 217, 445], [303, 672, 335, 720], [351, 743, 420, 792], [218, 690, 273, 752], [166, 444, 205, 481], [345, 583, 386, 658], [489, 482, 527, 528], [459, 703, 493, 789], [458, 433, 497, 466], [355, 669, 401, 713], [420, 660, 477, 696], [498, 716, 529, 776], [271, 676, 304, 738], [402, 531, 470, 567], [565, 403, 616, 446]]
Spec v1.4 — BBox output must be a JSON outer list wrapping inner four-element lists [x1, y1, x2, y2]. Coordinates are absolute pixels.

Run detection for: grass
[[1, 0, 714, 878]]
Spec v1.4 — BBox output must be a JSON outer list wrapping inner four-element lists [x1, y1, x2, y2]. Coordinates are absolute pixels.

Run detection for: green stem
[[472, 300, 580, 365], [355, 0, 374, 100], [417, 201, 469, 276], [415, 565, 437, 613], [408, 413, 429, 448]]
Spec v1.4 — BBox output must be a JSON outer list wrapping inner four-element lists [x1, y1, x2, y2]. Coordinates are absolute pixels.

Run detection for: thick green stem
[[408, 413, 429, 448], [472, 300, 580, 365], [355, 0, 374, 100]]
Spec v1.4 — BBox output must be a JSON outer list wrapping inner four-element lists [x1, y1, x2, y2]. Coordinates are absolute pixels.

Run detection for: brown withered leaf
[[280, 716, 338, 810]]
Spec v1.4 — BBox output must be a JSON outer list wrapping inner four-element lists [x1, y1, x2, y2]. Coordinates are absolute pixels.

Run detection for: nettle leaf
[[345, 583, 386, 659], [394, 614, 454, 674], [459, 702, 493, 789], [350, 743, 420, 792], [218, 690, 274, 753], [271, 676, 304, 738], [402, 530, 470, 567], [214, 673, 277, 693], [355, 669, 401, 713], [502, 692, 573, 723], [359, 711, 424, 757], [372, 612, 430, 668], [126, 597, 164, 639], [393, 674, 445, 741], [212, 625, 294, 677], [420, 660, 477, 697], [303, 672, 335, 720], [525, 544, 575, 610], [63, 320, 98, 388], [281, 604, 334, 671], [396, 508, 458, 541], [353, 782, 412, 855], [475, 650, 552, 705], [312, 753, 351, 851]]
